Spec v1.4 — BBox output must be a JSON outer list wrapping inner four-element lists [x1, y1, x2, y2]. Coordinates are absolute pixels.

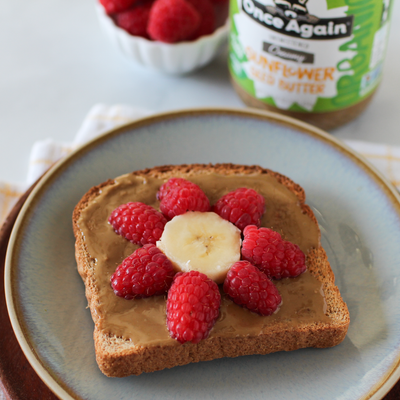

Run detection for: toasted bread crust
[[73, 163, 350, 377]]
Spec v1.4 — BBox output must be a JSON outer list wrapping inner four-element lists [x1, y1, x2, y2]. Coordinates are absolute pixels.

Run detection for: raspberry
[[99, 0, 140, 14], [157, 177, 194, 201], [187, 0, 215, 39], [158, 179, 210, 220], [166, 271, 221, 343], [147, 0, 201, 43], [212, 188, 265, 231], [223, 261, 281, 316], [241, 225, 306, 279], [114, 2, 153, 38], [109, 201, 167, 245], [110, 244, 175, 299]]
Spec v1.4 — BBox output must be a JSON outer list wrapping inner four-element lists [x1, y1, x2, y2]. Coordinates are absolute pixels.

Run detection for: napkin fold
[[1, 104, 399, 225]]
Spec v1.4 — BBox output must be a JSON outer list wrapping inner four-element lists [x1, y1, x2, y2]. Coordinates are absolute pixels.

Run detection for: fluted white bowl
[[95, 2, 229, 74]]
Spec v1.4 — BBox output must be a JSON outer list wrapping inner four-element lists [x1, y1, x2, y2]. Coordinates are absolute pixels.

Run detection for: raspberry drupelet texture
[[158, 178, 210, 220], [99, 0, 140, 14], [147, 0, 201, 43], [223, 261, 282, 316], [110, 244, 175, 299], [157, 177, 195, 201], [242, 225, 306, 280], [166, 271, 221, 344], [212, 187, 265, 231], [109, 201, 167, 246], [114, 2, 153, 38]]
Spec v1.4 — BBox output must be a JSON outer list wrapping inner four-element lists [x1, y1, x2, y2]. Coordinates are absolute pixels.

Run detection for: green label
[[229, 0, 393, 113]]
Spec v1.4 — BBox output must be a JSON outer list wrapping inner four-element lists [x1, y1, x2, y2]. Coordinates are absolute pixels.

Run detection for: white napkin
[[0, 104, 151, 225], [1, 104, 400, 226]]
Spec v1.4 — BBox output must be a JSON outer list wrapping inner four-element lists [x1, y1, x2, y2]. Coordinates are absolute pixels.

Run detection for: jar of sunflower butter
[[228, 0, 393, 130]]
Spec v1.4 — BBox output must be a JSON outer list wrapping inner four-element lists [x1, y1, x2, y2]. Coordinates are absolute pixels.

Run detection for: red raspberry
[[157, 177, 195, 201], [99, 0, 140, 14], [223, 261, 281, 316], [241, 225, 306, 279], [213, 1, 229, 27], [114, 2, 153, 38], [166, 271, 221, 343], [109, 201, 167, 245], [212, 188, 265, 231], [187, 0, 215, 39], [147, 0, 201, 43], [158, 179, 210, 220], [110, 244, 175, 299]]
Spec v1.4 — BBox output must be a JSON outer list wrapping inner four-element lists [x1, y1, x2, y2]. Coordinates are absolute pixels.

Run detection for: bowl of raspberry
[[96, 0, 230, 74]]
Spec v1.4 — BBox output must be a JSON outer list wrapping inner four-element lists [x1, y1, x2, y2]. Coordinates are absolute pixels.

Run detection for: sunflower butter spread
[[77, 172, 331, 346], [229, 0, 393, 130]]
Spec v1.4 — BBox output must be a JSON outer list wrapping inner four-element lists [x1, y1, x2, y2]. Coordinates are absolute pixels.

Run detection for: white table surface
[[1, 0, 400, 186]]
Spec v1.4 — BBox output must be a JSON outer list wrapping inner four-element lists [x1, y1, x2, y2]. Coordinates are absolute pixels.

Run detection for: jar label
[[229, 0, 392, 112]]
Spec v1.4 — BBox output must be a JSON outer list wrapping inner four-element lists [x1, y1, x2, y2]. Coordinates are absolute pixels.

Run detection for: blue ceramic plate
[[5, 108, 400, 400]]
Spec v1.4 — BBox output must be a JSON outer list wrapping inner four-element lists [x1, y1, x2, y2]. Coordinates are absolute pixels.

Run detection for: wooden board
[[0, 183, 58, 400], [0, 186, 399, 400]]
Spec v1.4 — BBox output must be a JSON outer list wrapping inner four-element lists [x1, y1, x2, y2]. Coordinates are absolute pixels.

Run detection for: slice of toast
[[72, 163, 350, 377]]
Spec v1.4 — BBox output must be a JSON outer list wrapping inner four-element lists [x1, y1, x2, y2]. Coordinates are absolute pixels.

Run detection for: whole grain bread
[[72, 163, 350, 377]]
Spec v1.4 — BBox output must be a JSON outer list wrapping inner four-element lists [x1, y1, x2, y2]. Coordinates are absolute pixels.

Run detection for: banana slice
[[156, 211, 241, 284]]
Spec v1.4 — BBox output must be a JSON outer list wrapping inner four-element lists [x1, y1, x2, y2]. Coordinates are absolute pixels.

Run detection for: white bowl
[[95, 2, 229, 74]]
